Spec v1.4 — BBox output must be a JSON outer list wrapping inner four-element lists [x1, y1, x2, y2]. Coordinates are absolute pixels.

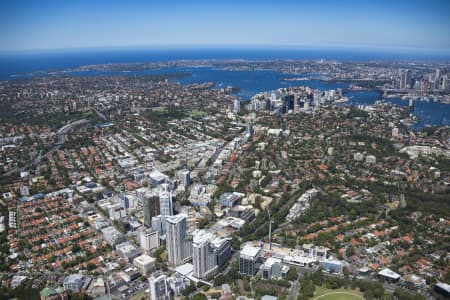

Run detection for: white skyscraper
[[139, 227, 160, 253], [313, 90, 321, 106], [152, 215, 165, 235], [192, 230, 218, 279], [233, 99, 240, 113], [149, 275, 170, 300], [179, 169, 190, 186], [159, 190, 173, 217], [166, 214, 192, 266], [435, 69, 440, 90]]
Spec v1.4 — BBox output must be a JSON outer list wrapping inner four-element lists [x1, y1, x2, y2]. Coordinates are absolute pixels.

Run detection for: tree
[[71, 244, 81, 253], [192, 293, 207, 300], [231, 235, 241, 250], [213, 275, 228, 286], [286, 268, 298, 281], [182, 283, 196, 296]]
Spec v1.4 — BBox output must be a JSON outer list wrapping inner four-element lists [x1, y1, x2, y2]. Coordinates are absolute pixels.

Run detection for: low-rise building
[[63, 274, 84, 293], [116, 241, 141, 263], [101, 226, 125, 246], [378, 268, 401, 283], [134, 254, 156, 275]]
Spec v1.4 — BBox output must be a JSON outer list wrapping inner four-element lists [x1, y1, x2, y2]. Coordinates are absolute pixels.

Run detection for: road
[[93, 108, 107, 121], [288, 278, 300, 300], [1, 119, 89, 178]]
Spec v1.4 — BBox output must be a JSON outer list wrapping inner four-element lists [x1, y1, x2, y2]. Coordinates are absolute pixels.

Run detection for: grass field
[[190, 109, 206, 118], [312, 286, 365, 300]]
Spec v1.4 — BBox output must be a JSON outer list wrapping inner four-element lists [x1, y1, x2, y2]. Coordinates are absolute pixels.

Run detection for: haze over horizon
[[1, 0, 450, 54]]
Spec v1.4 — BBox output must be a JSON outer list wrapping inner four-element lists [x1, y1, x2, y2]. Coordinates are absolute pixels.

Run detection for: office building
[[179, 169, 190, 186], [101, 226, 125, 246], [211, 236, 232, 268], [435, 282, 450, 297], [293, 94, 300, 113], [152, 214, 165, 235], [159, 190, 173, 217], [239, 245, 262, 276], [191, 230, 232, 279], [143, 191, 160, 228], [435, 69, 441, 90], [247, 124, 254, 136], [116, 241, 141, 263], [149, 275, 170, 300], [377, 268, 401, 283], [233, 99, 240, 113], [166, 214, 192, 266], [229, 205, 255, 223], [192, 230, 218, 279], [321, 259, 342, 273], [218, 192, 241, 207], [402, 274, 426, 289], [261, 257, 282, 280], [119, 193, 137, 210], [149, 170, 168, 186], [139, 227, 160, 253], [63, 275, 84, 293], [167, 275, 191, 296]]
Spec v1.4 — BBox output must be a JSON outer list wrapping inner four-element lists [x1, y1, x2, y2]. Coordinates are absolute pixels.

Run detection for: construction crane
[[267, 207, 273, 250]]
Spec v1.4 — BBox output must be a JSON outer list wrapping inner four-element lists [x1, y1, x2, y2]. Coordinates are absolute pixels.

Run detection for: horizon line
[[1, 43, 450, 56]]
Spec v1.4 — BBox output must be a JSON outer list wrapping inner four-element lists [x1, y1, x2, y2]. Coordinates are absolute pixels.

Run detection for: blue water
[[172, 67, 348, 99], [1, 47, 450, 80], [0, 48, 449, 129], [346, 91, 450, 129], [53, 67, 450, 129]]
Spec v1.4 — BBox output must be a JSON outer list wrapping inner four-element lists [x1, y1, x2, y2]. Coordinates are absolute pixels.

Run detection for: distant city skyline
[[0, 0, 450, 53]]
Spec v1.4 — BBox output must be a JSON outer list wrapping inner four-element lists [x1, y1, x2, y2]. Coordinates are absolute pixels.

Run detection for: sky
[[0, 0, 450, 53]]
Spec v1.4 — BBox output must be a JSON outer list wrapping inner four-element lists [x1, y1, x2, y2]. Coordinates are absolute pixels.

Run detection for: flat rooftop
[[240, 245, 261, 259]]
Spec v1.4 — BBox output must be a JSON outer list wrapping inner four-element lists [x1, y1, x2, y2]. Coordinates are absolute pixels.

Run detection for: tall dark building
[[143, 194, 160, 228], [283, 94, 294, 112]]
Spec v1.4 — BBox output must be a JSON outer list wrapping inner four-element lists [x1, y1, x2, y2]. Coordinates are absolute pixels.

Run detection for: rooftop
[[240, 245, 262, 259], [378, 268, 401, 280], [166, 213, 187, 224], [134, 254, 156, 265]]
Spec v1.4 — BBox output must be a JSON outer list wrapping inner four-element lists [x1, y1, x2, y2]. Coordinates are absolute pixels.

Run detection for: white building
[[101, 226, 125, 246], [354, 152, 364, 161], [239, 245, 262, 276], [63, 274, 84, 292], [166, 214, 192, 266], [392, 127, 399, 138], [159, 190, 173, 217], [152, 214, 165, 235], [233, 99, 241, 113], [192, 230, 218, 279], [366, 155, 376, 164], [116, 241, 141, 263], [149, 274, 170, 300], [133, 254, 156, 275], [139, 227, 160, 253], [179, 169, 190, 186], [378, 268, 401, 283]]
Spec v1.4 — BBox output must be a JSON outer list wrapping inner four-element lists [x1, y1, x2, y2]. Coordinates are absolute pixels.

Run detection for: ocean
[[0, 48, 449, 129]]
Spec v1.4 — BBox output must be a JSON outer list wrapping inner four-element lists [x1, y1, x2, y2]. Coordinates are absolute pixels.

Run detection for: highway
[[1, 119, 89, 178]]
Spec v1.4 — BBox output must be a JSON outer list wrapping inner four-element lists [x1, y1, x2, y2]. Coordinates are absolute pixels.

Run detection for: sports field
[[313, 292, 364, 300], [312, 287, 365, 300]]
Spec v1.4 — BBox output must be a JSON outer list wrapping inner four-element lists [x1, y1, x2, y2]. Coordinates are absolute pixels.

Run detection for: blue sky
[[0, 0, 449, 52]]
